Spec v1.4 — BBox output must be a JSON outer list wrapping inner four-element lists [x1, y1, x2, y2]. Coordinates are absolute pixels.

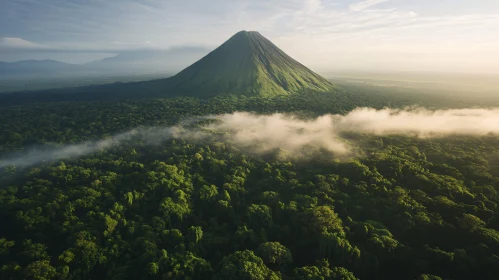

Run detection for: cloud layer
[[336, 107, 499, 137], [0, 37, 48, 51], [2, 0, 499, 72], [2, 107, 499, 168], [205, 112, 350, 154]]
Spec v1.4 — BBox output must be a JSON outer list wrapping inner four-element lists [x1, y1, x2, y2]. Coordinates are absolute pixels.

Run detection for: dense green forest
[[1, 87, 499, 280]]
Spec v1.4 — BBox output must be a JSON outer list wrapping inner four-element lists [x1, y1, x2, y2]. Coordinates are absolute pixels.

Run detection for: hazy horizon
[[1, 0, 499, 75]]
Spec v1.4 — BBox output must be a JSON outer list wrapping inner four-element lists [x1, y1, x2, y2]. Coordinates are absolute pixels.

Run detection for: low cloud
[[337, 107, 499, 137], [204, 112, 349, 155], [0, 125, 207, 169], [0, 129, 141, 168], [1, 107, 499, 168]]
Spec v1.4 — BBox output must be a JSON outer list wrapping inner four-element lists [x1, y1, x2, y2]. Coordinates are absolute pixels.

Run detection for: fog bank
[[338, 107, 499, 137], [2, 107, 499, 168]]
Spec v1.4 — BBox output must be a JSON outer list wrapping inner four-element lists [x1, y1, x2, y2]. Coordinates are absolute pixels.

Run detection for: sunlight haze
[[1, 0, 498, 74]]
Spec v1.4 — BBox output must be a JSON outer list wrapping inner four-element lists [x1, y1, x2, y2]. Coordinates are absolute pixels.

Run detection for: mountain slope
[[0, 59, 77, 76], [164, 31, 334, 96]]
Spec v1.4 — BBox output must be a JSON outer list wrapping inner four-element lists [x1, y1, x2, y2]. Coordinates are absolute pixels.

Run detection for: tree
[[164, 251, 213, 279], [247, 204, 273, 229], [293, 261, 358, 280], [0, 238, 14, 257], [199, 185, 218, 202], [160, 196, 191, 224], [330, 267, 358, 280], [23, 260, 56, 280], [293, 266, 324, 280], [71, 231, 106, 276], [256, 242, 292, 267], [215, 250, 280, 280], [308, 206, 344, 236], [416, 274, 443, 280], [188, 226, 203, 244], [147, 262, 159, 275]]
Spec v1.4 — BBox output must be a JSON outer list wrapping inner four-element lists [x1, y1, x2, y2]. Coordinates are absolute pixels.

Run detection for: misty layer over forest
[[3, 107, 499, 169], [1, 85, 499, 280]]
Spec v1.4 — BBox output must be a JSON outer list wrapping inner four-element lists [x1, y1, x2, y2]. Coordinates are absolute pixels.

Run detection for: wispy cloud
[[3, 107, 499, 168], [0, 37, 211, 55], [0, 37, 48, 51], [1, 0, 499, 72], [349, 0, 389, 12], [270, 0, 499, 73]]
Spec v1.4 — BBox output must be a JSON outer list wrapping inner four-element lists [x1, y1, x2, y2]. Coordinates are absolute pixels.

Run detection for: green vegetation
[[0, 73, 169, 93], [1, 84, 499, 279], [329, 77, 499, 108], [162, 31, 334, 97]]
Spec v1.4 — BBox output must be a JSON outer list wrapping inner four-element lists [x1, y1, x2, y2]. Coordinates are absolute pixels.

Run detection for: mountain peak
[[234, 30, 261, 36], [164, 31, 334, 96], [226, 30, 264, 45]]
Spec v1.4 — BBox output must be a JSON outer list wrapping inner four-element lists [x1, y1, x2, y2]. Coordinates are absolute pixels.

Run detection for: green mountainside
[[0, 31, 334, 101], [163, 31, 334, 96]]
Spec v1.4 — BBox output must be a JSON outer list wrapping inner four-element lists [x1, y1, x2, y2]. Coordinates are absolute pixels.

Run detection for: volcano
[[164, 31, 334, 96], [0, 31, 336, 104]]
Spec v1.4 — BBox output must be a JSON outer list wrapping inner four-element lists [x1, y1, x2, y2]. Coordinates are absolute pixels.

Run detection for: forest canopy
[[1, 87, 499, 280]]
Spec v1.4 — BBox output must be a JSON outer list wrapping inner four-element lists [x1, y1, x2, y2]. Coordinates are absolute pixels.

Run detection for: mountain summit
[[164, 31, 334, 96]]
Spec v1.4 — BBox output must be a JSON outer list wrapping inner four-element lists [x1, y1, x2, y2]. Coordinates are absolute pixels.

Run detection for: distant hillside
[[84, 47, 209, 75], [0, 60, 78, 76], [163, 31, 334, 96], [0, 47, 210, 79]]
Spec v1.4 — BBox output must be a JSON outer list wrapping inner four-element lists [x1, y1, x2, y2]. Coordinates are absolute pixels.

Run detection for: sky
[[1, 0, 499, 73]]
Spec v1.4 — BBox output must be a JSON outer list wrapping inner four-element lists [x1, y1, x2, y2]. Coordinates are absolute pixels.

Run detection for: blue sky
[[1, 0, 499, 73]]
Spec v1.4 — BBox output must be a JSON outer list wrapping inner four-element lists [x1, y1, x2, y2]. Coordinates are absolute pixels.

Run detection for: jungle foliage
[[1, 87, 498, 280]]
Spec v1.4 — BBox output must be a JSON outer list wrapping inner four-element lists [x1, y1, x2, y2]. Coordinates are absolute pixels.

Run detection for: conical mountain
[[164, 31, 334, 96]]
